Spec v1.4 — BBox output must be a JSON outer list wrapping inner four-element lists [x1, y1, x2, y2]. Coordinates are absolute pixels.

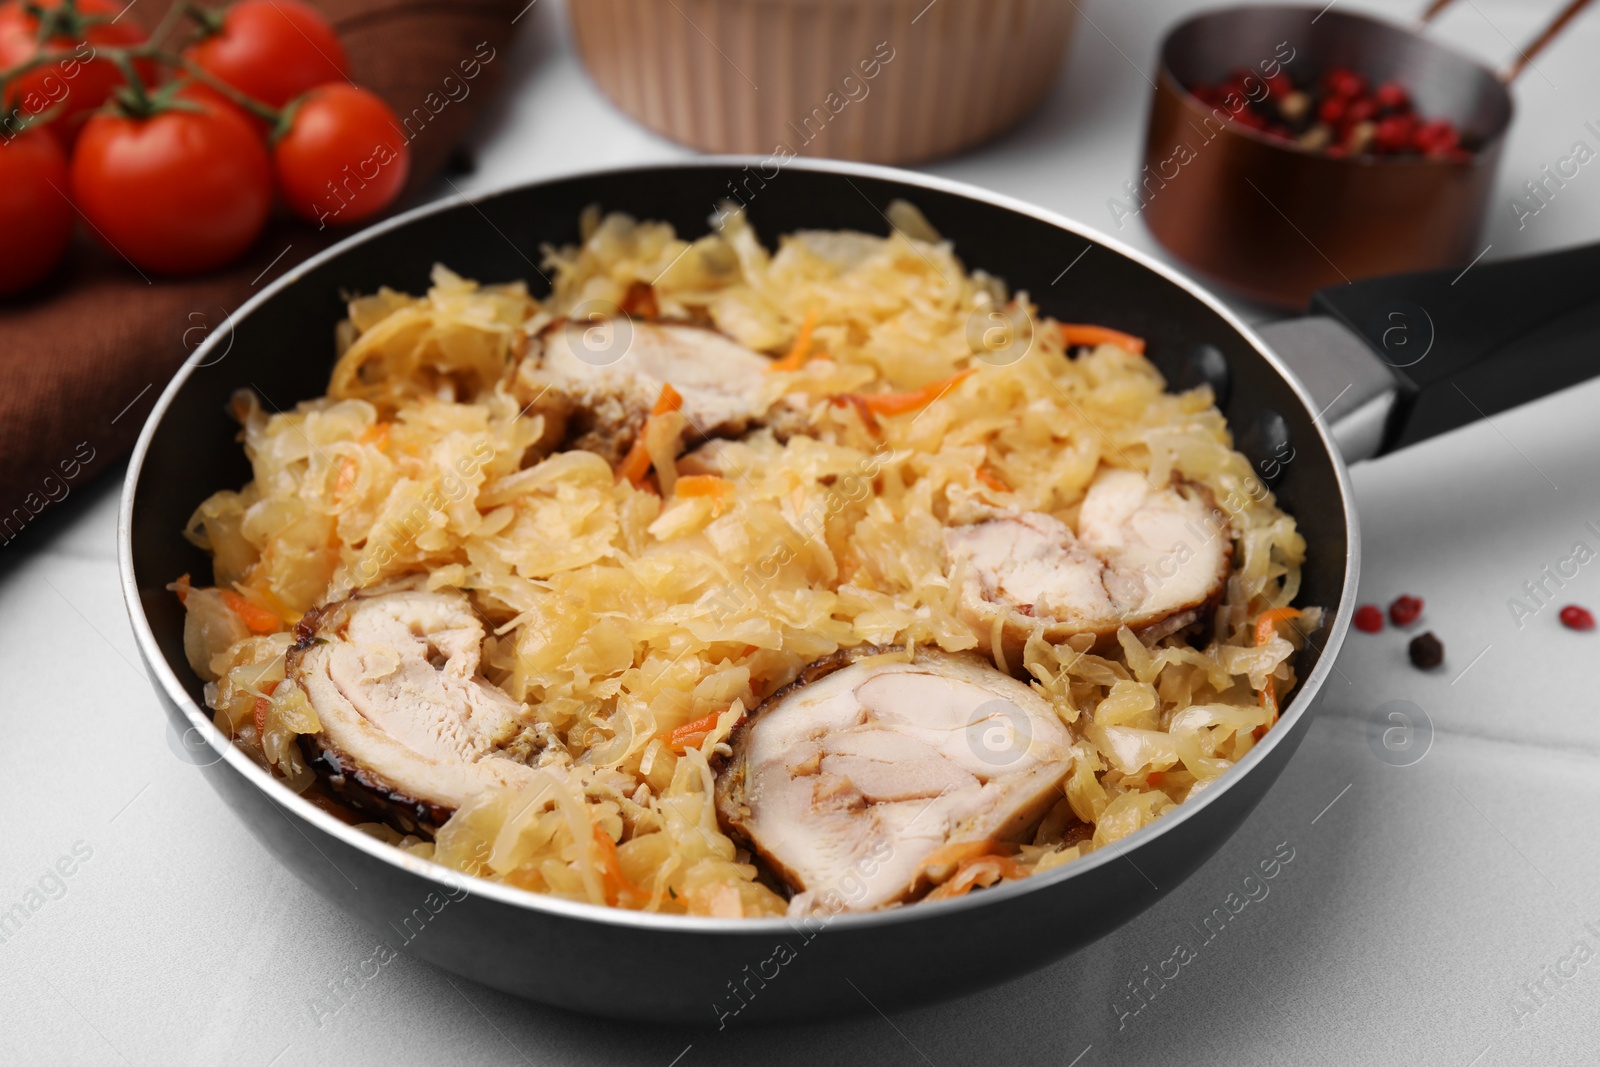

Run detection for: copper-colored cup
[[1139, 5, 1518, 308], [568, 0, 1077, 165]]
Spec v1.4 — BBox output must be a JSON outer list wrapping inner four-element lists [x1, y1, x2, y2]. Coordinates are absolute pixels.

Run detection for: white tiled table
[[5, 1, 1600, 1063]]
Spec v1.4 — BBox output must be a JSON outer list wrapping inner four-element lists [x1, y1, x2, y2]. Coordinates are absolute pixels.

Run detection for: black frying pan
[[117, 160, 1600, 1023]]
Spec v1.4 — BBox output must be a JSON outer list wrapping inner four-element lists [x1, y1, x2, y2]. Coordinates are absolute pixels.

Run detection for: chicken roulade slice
[[286, 585, 564, 834], [715, 648, 1074, 913], [945, 467, 1232, 658], [521, 320, 803, 465]]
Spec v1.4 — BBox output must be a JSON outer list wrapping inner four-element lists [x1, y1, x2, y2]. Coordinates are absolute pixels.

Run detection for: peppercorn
[[1354, 604, 1384, 633], [1389, 594, 1423, 627], [1559, 605, 1595, 631], [1409, 632, 1444, 670]]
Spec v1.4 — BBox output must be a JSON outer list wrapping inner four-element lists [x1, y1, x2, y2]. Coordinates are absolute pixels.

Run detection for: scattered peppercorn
[[1184, 66, 1473, 161], [1409, 631, 1444, 670], [1354, 604, 1384, 633], [1559, 605, 1595, 631], [1389, 594, 1424, 627]]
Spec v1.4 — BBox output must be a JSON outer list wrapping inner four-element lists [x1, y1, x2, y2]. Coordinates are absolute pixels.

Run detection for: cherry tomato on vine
[[273, 84, 409, 227], [70, 88, 272, 275], [184, 0, 348, 109], [0, 0, 152, 143], [0, 126, 74, 294]]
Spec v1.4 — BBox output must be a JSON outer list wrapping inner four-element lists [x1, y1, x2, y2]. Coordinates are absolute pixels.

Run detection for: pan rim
[[118, 155, 1361, 936]]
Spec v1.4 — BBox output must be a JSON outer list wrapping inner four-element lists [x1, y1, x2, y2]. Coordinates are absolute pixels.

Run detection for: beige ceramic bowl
[[568, 0, 1077, 164]]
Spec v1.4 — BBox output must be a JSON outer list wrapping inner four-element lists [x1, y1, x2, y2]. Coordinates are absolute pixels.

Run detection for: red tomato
[[0, 126, 74, 294], [272, 84, 409, 227], [184, 0, 348, 109], [70, 91, 272, 275], [0, 0, 150, 142]]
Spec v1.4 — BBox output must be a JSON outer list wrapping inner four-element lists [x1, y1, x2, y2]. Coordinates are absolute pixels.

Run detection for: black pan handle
[[1308, 240, 1600, 455]]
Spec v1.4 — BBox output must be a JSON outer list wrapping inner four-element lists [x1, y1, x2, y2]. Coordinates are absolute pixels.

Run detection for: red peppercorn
[[1354, 604, 1384, 633], [1414, 119, 1460, 155], [1389, 594, 1424, 627], [1265, 72, 1293, 98], [1559, 605, 1595, 631], [1318, 95, 1348, 125], [1374, 81, 1409, 111], [1345, 97, 1378, 125], [1324, 67, 1366, 98], [1373, 115, 1416, 153]]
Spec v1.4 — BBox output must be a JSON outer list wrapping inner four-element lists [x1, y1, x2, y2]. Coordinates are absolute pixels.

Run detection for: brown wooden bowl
[[1138, 5, 1512, 308]]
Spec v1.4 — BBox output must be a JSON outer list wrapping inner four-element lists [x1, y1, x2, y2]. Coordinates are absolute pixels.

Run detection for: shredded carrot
[[1147, 770, 1167, 787], [171, 573, 191, 605], [768, 310, 817, 373], [855, 367, 977, 417], [975, 465, 1010, 492], [651, 383, 683, 415], [616, 440, 652, 488], [828, 393, 881, 435], [675, 474, 734, 517], [253, 696, 269, 738], [592, 824, 647, 906], [665, 709, 725, 752], [1254, 607, 1303, 726], [221, 589, 282, 634], [915, 839, 994, 875], [619, 281, 660, 321], [335, 457, 357, 500], [1059, 323, 1146, 354], [261, 680, 280, 696], [357, 421, 391, 449], [616, 384, 685, 487], [1254, 607, 1302, 647], [924, 854, 1030, 901]]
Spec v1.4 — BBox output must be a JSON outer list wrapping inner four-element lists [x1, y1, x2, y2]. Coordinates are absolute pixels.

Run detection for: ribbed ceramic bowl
[[568, 0, 1076, 164]]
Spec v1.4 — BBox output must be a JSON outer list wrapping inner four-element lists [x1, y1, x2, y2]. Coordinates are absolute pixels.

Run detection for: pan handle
[[1299, 239, 1600, 457]]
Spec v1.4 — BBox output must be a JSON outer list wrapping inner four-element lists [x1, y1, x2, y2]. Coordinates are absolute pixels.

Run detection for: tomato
[[273, 84, 409, 227], [70, 90, 272, 275], [184, 0, 348, 109], [0, 126, 73, 294], [0, 0, 151, 142]]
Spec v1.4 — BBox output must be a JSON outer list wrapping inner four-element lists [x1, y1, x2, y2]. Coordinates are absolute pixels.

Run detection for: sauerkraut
[[177, 204, 1317, 917]]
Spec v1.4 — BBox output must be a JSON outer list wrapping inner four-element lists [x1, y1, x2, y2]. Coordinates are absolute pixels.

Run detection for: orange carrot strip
[[915, 839, 994, 875], [856, 367, 977, 418], [592, 824, 647, 906], [975, 465, 1010, 492], [221, 589, 282, 634], [253, 696, 270, 738], [768, 310, 817, 373], [1254, 607, 1302, 647], [617, 384, 685, 487], [1254, 607, 1303, 726], [651, 383, 683, 415], [357, 421, 391, 448], [924, 854, 1030, 901], [335, 456, 357, 500], [665, 709, 725, 752], [1059, 323, 1146, 354], [171, 573, 191, 605], [1147, 770, 1167, 787], [675, 474, 733, 516]]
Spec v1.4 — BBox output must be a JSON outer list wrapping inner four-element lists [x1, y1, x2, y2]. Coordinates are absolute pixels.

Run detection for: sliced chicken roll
[[946, 467, 1231, 658], [520, 320, 803, 465], [286, 586, 563, 833], [715, 648, 1073, 912]]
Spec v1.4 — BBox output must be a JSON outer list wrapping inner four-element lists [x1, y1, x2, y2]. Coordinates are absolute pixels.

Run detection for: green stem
[[168, 54, 281, 123]]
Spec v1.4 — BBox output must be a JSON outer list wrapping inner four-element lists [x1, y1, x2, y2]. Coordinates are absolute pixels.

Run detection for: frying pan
[[118, 159, 1600, 1023]]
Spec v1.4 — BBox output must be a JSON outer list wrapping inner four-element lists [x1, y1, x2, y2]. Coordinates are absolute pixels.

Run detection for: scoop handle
[[1308, 239, 1600, 454]]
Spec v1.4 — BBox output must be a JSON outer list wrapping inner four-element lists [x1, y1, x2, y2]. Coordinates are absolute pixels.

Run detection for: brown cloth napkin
[[0, 0, 527, 545]]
